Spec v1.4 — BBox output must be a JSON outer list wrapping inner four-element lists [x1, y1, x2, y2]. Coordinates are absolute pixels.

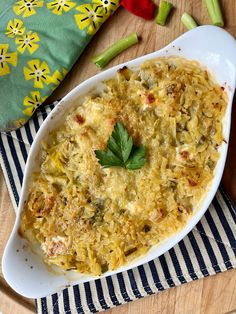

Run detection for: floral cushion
[[0, 0, 119, 131]]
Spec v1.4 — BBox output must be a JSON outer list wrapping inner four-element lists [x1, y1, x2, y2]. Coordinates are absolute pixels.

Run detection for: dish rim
[[2, 25, 236, 298]]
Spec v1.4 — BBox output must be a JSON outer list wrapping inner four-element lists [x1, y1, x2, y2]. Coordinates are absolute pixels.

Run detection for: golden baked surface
[[20, 57, 227, 275]]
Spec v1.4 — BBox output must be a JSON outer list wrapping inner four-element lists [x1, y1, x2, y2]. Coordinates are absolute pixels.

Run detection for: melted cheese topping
[[20, 57, 227, 275]]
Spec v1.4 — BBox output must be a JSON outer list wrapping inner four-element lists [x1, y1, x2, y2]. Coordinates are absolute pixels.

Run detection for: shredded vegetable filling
[[20, 57, 227, 275]]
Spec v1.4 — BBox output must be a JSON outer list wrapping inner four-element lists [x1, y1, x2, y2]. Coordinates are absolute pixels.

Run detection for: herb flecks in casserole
[[20, 57, 227, 275]]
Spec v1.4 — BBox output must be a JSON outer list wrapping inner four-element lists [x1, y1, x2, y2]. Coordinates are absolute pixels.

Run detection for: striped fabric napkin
[[0, 103, 236, 314]]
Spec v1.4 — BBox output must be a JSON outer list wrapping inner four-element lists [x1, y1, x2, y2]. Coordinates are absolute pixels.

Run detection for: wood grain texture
[[0, 0, 236, 313]]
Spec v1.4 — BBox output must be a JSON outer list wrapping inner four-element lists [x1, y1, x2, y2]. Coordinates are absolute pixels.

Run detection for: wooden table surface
[[1, 1, 236, 313]]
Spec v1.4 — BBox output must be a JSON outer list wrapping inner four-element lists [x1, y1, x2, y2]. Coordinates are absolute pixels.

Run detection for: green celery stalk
[[181, 12, 198, 30], [205, 0, 224, 27], [92, 33, 139, 69], [155, 1, 173, 26]]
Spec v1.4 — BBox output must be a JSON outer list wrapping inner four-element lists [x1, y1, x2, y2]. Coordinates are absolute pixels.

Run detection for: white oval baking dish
[[2, 25, 236, 298]]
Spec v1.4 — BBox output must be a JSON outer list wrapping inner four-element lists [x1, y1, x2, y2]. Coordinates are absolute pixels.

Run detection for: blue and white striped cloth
[[0, 103, 235, 314]]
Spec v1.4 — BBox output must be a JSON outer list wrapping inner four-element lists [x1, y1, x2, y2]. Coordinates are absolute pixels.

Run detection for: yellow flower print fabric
[[23, 91, 47, 116], [0, 44, 18, 76], [75, 4, 106, 35], [47, 0, 76, 15], [0, 0, 119, 131], [13, 0, 44, 18], [6, 19, 25, 38], [16, 31, 40, 54], [24, 59, 51, 88]]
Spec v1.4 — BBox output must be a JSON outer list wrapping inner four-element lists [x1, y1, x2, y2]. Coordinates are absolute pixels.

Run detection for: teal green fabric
[[0, 0, 119, 131]]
